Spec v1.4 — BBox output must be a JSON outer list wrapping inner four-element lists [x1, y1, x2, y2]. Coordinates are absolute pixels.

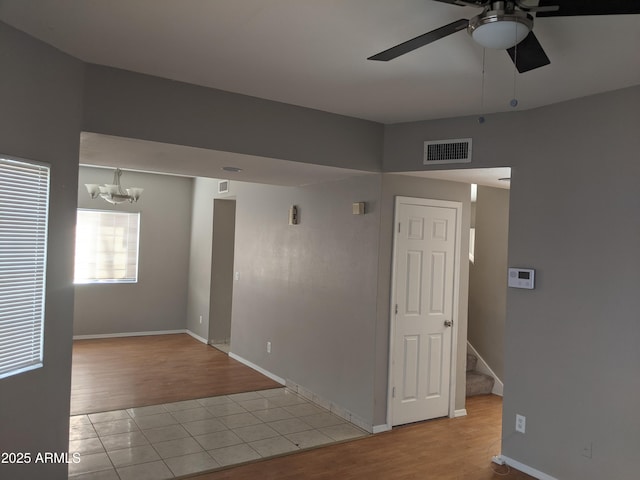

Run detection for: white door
[[390, 197, 460, 426]]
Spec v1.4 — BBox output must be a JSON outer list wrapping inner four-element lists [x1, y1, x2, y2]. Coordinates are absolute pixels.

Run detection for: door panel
[[429, 252, 446, 314], [426, 334, 443, 398], [405, 250, 423, 315], [402, 335, 420, 401]]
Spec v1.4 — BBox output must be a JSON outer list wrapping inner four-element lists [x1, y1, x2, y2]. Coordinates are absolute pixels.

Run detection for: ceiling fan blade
[[536, 0, 640, 17], [431, 0, 488, 6], [506, 31, 550, 73], [431, 0, 465, 5], [368, 19, 468, 61]]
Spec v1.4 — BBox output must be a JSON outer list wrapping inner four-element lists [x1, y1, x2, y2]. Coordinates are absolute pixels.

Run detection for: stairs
[[466, 353, 495, 397]]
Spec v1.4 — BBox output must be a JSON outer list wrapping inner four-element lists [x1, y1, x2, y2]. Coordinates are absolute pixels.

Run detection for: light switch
[[352, 202, 365, 215]]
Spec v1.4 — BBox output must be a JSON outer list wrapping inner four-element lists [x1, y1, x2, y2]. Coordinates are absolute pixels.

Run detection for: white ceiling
[[82, 132, 510, 188], [1, 0, 639, 125], [397, 167, 511, 189], [80, 133, 371, 187], [2, 1, 637, 187]]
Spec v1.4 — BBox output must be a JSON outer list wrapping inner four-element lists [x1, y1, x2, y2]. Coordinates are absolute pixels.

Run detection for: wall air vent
[[218, 180, 229, 194], [424, 138, 472, 165]]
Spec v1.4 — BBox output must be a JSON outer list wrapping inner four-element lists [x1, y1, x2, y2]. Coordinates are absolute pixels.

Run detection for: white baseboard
[[74, 332, 379, 433], [186, 330, 208, 344], [285, 379, 373, 433], [501, 455, 559, 480], [228, 352, 285, 385], [454, 408, 468, 418], [74, 329, 216, 347], [372, 424, 391, 433], [73, 329, 186, 340], [467, 341, 504, 396]]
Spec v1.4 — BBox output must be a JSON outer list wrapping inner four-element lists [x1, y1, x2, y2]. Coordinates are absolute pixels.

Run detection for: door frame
[[387, 196, 463, 426]]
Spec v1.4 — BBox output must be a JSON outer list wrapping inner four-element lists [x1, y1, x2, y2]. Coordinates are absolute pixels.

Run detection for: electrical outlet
[[582, 442, 593, 459], [199, 315, 203, 324], [267, 341, 271, 354], [515, 414, 526, 433]]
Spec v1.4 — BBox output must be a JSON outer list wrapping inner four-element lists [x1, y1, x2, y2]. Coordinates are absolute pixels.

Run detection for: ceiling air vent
[[218, 180, 229, 194], [424, 138, 472, 165]]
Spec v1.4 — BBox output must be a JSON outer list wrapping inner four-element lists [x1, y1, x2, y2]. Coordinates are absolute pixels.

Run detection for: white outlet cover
[[516, 414, 526, 433]]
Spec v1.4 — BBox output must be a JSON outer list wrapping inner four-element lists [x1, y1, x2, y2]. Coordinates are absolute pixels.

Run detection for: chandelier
[[84, 168, 143, 205]]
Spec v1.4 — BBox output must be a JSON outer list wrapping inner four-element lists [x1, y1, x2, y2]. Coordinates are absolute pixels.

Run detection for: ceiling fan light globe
[[468, 12, 533, 49]]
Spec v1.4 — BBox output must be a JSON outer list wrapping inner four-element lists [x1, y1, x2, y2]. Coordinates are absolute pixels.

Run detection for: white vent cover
[[218, 180, 229, 194], [424, 138, 472, 165]]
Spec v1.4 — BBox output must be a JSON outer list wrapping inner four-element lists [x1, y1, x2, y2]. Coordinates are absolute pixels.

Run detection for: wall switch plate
[[515, 414, 526, 433], [288, 205, 299, 225], [199, 315, 203, 324], [267, 341, 271, 354]]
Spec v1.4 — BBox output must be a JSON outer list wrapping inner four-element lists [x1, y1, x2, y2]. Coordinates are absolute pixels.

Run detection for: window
[[468, 227, 475, 263], [74, 209, 140, 284], [0, 156, 50, 379]]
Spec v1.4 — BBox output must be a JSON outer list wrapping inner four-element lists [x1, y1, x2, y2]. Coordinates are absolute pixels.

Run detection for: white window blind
[[74, 209, 140, 284], [0, 157, 50, 379]]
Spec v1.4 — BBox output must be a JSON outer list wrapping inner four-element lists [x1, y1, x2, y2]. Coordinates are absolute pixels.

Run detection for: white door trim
[[387, 196, 463, 427]]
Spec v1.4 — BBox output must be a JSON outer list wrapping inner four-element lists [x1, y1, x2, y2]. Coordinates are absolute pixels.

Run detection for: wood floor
[[70, 334, 281, 415], [71, 334, 533, 480], [187, 395, 534, 480]]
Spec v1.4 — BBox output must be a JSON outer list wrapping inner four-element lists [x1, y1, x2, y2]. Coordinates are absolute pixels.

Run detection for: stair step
[[466, 371, 494, 397], [466, 353, 477, 372]]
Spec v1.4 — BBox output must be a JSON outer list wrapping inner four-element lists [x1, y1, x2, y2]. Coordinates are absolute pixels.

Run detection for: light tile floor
[[68, 388, 367, 479], [210, 343, 230, 354]]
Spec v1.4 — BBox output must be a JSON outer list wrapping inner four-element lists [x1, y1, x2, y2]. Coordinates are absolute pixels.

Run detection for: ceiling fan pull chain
[[481, 48, 486, 111], [510, 36, 519, 108]]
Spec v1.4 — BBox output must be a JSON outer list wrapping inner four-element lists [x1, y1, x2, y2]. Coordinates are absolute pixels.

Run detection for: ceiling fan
[[368, 0, 640, 73]]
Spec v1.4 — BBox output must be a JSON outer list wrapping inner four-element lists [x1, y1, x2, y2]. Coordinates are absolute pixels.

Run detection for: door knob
[[444, 320, 453, 327]]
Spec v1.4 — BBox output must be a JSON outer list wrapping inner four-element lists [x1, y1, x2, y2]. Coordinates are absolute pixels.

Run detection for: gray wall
[[80, 65, 391, 424], [187, 172, 471, 427], [468, 186, 510, 381], [4, 18, 638, 478], [228, 175, 382, 424], [0, 22, 84, 480], [383, 85, 640, 479], [74, 167, 193, 335], [82, 65, 383, 172], [374, 174, 471, 422], [209, 199, 236, 344], [186, 177, 220, 339]]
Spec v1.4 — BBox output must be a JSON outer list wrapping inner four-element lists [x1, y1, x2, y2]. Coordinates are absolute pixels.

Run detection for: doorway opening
[[209, 198, 237, 354], [387, 167, 511, 428]]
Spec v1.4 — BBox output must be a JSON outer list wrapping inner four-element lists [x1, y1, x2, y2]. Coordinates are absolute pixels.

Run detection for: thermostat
[[508, 268, 535, 289]]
